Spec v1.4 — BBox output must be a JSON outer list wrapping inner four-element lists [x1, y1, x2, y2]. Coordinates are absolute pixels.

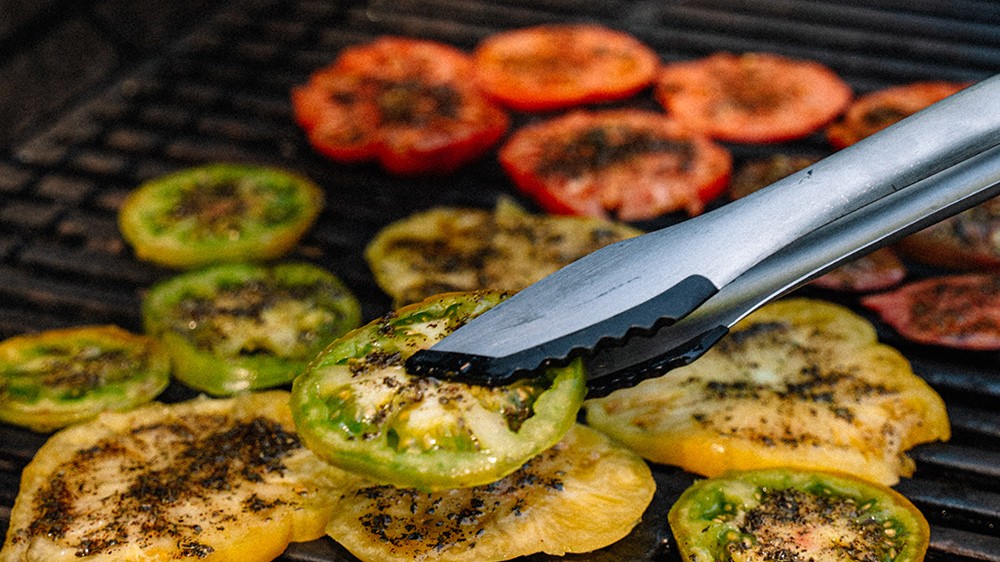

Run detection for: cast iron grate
[[2, 0, 1000, 560]]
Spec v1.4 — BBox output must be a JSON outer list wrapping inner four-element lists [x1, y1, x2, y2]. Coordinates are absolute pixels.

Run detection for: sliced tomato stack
[[292, 36, 509, 175], [499, 109, 731, 221]]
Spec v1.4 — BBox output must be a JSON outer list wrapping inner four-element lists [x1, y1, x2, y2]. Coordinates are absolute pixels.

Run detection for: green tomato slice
[[669, 468, 930, 562], [143, 262, 361, 396], [290, 291, 588, 491], [118, 164, 324, 269], [0, 325, 170, 432]]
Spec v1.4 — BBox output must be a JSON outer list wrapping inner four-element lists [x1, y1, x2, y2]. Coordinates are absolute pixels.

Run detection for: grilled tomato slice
[[326, 424, 655, 562], [364, 197, 642, 305], [473, 23, 659, 112], [290, 291, 587, 490], [862, 274, 1000, 350], [586, 298, 949, 485], [499, 109, 731, 220], [291, 36, 509, 175], [669, 468, 930, 562], [896, 196, 1000, 271], [0, 325, 169, 432], [654, 52, 852, 143], [1, 391, 357, 562], [826, 80, 969, 149], [142, 262, 361, 395], [118, 163, 324, 269]]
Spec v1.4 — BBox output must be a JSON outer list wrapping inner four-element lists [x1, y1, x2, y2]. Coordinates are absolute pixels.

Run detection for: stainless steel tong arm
[[410, 74, 1000, 383]]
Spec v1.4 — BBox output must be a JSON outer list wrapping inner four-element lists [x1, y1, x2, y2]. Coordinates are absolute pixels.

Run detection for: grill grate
[[2, 0, 1000, 559]]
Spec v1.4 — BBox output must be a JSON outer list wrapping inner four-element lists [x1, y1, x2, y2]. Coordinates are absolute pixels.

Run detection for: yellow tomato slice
[[586, 298, 950, 485]]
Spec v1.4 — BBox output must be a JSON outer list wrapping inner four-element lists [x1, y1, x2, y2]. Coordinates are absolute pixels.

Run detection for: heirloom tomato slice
[[291, 36, 509, 175], [142, 262, 361, 395], [290, 291, 587, 491], [862, 274, 1000, 350], [655, 52, 852, 143], [0, 325, 170, 432], [364, 197, 642, 306], [325, 424, 655, 562], [669, 468, 930, 562], [2, 391, 359, 561], [499, 109, 731, 220], [586, 298, 949, 485], [473, 23, 659, 111], [827, 80, 970, 149], [118, 164, 324, 269]]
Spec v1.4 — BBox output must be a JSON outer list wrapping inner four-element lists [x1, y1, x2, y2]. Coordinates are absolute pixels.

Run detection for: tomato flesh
[[290, 291, 587, 491], [655, 52, 852, 143], [473, 24, 660, 111], [669, 468, 930, 562], [499, 109, 731, 221], [292, 36, 509, 175]]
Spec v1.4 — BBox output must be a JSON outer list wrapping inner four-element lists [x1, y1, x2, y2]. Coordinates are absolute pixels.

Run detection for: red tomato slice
[[499, 110, 732, 221], [896, 196, 1000, 271], [811, 248, 906, 293], [862, 274, 1000, 350], [291, 37, 509, 175], [654, 52, 852, 143], [826, 81, 970, 149], [473, 24, 660, 112]]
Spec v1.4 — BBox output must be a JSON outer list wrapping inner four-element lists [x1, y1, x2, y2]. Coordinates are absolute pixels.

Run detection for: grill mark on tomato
[[535, 126, 695, 177], [25, 348, 147, 392]]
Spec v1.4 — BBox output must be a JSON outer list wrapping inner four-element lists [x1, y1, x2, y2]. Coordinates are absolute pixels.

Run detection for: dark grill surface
[[2, 0, 1000, 560]]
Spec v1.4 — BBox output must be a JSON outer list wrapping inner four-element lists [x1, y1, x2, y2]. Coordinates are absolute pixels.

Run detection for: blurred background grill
[[1, 1, 1000, 560]]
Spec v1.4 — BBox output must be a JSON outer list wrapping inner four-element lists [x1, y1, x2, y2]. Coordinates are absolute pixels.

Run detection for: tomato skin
[[473, 24, 660, 112], [669, 468, 930, 562], [499, 109, 731, 221], [142, 262, 361, 395], [655, 52, 852, 143], [291, 37, 509, 175], [862, 274, 1000, 350], [0, 325, 170, 432], [827, 81, 970, 149], [290, 291, 587, 491], [118, 164, 324, 269]]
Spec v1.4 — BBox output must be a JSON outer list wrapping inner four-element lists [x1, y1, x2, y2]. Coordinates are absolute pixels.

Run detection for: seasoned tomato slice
[[118, 164, 324, 269], [142, 262, 361, 395], [896, 196, 1000, 271], [499, 109, 731, 220], [291, 36, 509, 175], [473, 24, 660, 112], [862, 274, 1000, 350], [669, 468, 930, 562], [325, 424, 654, 562], [290, 291, 587, 491], [364, 197, 642, 306], [654, 52, 852, 143], [0, 326, 170, 432], [827, 81, 970, 149], [586, 298, 949, 485]]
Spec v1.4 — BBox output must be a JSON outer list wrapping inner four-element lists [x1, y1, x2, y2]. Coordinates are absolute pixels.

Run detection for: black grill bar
[[1, 0, 1000, 560]]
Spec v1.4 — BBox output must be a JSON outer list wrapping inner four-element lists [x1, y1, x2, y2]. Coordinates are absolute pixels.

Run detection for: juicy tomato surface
[[896, 196, 1000, 271], [0, 326, 170, 432], [473, 24, 660, 112], [291, 36, 509, 175], [364, 197, 642, 306], [290, 291, 587, 491], [586, 298, 949, 486], [325, 424, 654, 562], [862, 274, 1000, 350], [142, 262, 361, 395], [669, 468, 930, 562], [118, 163, 324, 269], [827, 81, 970, 149], [499, 109, 732, 220], [728, 154, 906, 292], [654, 52, 853, 143]]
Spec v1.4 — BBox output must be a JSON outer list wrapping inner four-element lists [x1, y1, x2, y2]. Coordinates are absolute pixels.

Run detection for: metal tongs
[[408, 73, 1000, 395]]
